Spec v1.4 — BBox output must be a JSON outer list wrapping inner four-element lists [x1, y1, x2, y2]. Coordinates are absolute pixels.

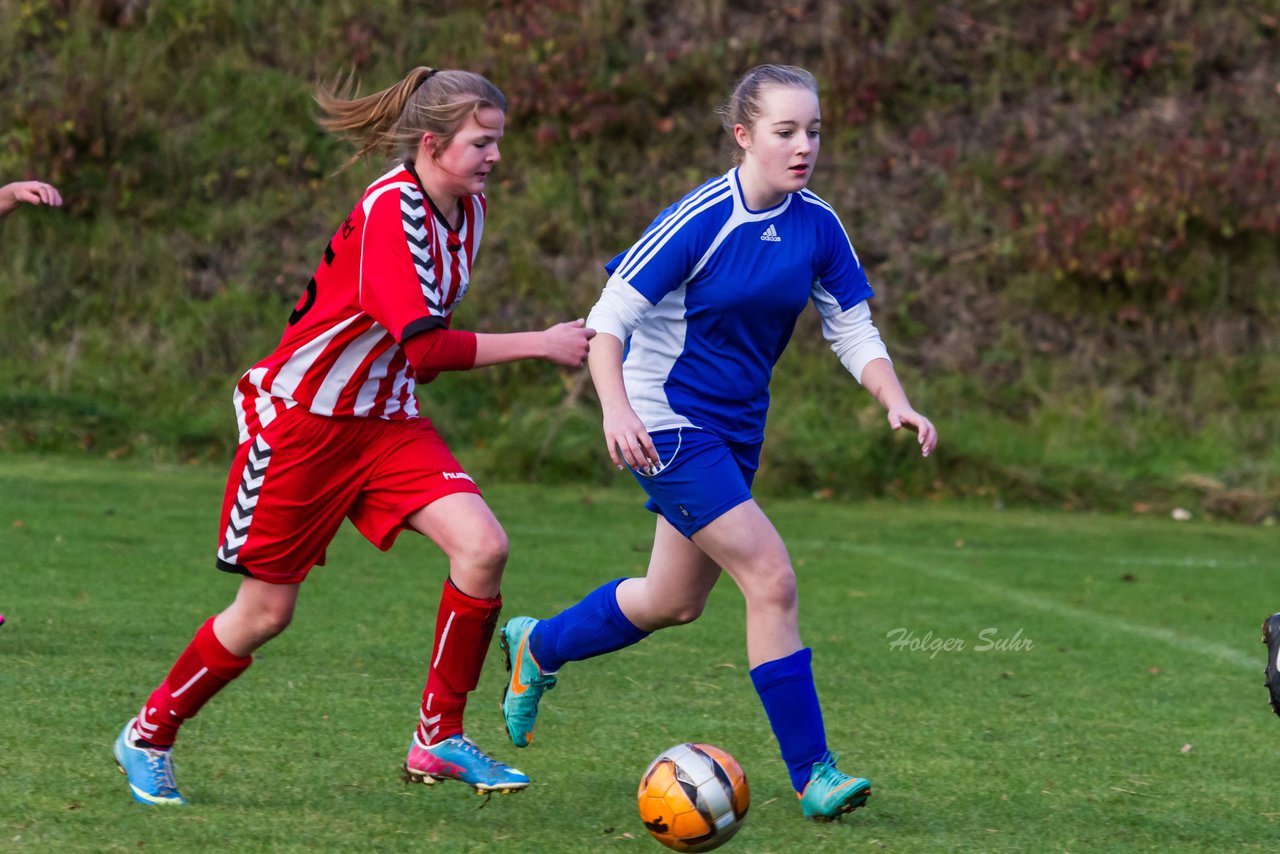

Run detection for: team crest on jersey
[[760, 223, 781, 242]]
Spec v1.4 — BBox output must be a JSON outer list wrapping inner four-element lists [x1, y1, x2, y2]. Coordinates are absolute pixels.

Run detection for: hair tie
[[414, 68, 440, 92]]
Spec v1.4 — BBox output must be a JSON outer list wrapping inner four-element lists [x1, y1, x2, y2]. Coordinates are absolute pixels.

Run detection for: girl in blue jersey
[[500, 65, 937, 821]]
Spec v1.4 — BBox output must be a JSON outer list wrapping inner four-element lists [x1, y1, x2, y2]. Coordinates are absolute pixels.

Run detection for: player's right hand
[[601, 403, 658, 474], [542, 318, 595, 367]]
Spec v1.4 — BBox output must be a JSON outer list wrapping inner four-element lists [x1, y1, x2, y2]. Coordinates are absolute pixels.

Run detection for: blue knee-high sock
[[750, 647, 828, 792], [530, 578, 650, 673]]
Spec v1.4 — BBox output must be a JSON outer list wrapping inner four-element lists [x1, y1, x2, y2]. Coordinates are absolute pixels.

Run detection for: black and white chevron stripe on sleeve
[[400, 187, 444, 317], [216, 434, 272, 566]]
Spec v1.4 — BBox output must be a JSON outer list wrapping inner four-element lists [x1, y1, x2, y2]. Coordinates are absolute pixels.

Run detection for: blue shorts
[[630, 427, 761, 538]]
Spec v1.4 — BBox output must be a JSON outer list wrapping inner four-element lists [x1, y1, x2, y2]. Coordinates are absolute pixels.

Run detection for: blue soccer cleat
[[798, 753, 871, 821], [113, 718, 188, 806], [402, 733, 530, 793], [499, 616, 557, 748]]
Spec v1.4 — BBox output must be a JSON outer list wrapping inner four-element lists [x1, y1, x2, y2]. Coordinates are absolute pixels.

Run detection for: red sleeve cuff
[[402, 328, 478, 379]]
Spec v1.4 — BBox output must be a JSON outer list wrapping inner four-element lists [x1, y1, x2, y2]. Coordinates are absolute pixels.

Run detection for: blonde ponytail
[[316, 67, 507, 171]]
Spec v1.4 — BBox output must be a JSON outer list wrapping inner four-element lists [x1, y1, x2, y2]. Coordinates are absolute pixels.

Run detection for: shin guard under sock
[[134, 616, 253, 748], [417, 579, 502, 744], [750, 647, 828, 792], [529, 578, 649, 674]]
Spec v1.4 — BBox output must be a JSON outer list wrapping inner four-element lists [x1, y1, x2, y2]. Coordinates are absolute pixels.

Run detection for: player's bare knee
[[449, 526, 509, 575], [254, 602, 295, 639], [748, 564, 798, 612], [664, 600, 706, 626], [476, 526, 509, 569], [639, 588, 709, 627]]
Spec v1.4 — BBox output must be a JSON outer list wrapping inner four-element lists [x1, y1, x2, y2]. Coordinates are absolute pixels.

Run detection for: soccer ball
[[637, 743, 750, 852]]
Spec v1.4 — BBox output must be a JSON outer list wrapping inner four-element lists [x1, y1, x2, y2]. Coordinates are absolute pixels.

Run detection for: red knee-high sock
[[416, 579, 502, 746], [133, 616, 253, 748]]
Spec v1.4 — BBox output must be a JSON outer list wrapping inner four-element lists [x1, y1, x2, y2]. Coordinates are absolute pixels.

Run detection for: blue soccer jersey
[[595, 168, 876, 444]]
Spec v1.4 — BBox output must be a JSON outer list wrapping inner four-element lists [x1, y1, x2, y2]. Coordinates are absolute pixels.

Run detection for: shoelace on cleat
[[812, 762, 845, 788], [809, 753, 864, 796], [143, 749, 179, 794], [454, 737, 509, 774]]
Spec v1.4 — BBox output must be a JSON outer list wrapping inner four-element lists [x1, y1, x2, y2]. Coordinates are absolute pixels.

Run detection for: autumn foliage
[[1, 1, 1276, 518]]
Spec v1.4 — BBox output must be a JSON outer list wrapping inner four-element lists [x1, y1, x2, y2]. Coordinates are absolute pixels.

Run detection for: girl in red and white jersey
[[113, 67, 594, 805]]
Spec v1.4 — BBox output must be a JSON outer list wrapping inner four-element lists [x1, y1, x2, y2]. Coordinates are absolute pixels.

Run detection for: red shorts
[[214, 407, 481, 584]]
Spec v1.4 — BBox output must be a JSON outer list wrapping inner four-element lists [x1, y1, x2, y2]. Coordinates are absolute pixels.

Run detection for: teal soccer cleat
[[499, 616, 557, 748], [113, 718, 188, 806], [798, 753, 871, 821], [402, 734, 530, 793]]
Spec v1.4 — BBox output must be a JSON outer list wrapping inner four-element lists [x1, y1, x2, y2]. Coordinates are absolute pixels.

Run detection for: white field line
[[800, 538, 1256, 571], [511, 520, 1261, 570], [797, 538, 1261, 672], [506, 521, 1264, 670]]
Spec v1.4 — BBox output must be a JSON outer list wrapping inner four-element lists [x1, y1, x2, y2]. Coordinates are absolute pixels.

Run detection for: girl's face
[[734, 85, 821, 206], [422, 106, 505, 202]]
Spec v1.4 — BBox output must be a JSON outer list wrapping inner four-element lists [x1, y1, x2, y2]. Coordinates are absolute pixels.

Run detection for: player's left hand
[[542, 318, 595, 368], [887, 407, 937, 458], [6, 180, 62, 208]]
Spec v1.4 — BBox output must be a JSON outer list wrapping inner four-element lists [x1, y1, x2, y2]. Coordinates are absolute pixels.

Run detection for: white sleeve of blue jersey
[[812, 291, 891, 384], [586, 273, 653, 342]]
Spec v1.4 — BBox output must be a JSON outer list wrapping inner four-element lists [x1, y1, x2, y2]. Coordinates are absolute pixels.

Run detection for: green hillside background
[[2, 1, 1277, 520]]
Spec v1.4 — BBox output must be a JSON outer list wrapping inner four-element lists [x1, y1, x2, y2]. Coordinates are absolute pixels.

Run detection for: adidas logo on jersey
[[760, 224, 781, 242]]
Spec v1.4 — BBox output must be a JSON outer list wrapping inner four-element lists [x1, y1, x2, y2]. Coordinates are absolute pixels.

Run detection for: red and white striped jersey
[[232, 162, 485, 443]]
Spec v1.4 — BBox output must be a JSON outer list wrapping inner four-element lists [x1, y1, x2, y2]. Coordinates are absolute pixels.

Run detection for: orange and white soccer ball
[[637, 742, 750, 852]]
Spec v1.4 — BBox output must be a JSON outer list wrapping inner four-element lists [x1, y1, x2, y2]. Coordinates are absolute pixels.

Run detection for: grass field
[[1, 455, 1276, 852]]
